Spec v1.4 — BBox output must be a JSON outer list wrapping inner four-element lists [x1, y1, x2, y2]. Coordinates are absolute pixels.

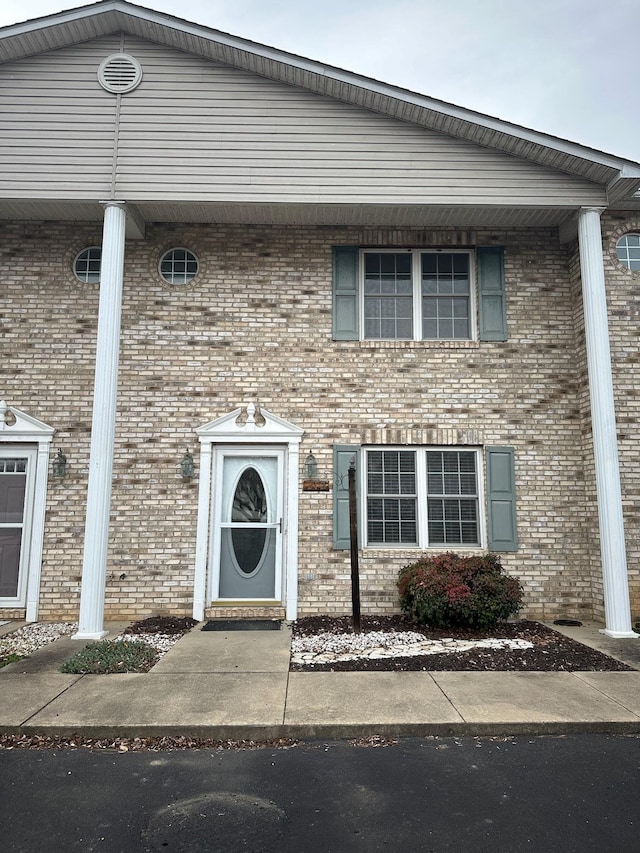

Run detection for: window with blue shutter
[[334, 247, 505, 342]]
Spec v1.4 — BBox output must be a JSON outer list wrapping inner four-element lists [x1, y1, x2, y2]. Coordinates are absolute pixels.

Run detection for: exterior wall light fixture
[[180, 449, 195, 479], [52, 448, 67, 478], [302, 450, 329, 492], [304, 451, 318, 479]]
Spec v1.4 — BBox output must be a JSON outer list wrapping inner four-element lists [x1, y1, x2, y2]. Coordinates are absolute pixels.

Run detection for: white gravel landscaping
[[0, 622, 77, 659], [291, 630, 534, 665], [2, 621, 537, 669], [113, 633, 184, 655], [0, 623, 184, 665]]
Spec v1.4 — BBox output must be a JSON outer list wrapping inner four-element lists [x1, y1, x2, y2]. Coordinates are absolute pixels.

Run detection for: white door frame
[[193, 404, 303, 621], [0, 401, 54, 622]]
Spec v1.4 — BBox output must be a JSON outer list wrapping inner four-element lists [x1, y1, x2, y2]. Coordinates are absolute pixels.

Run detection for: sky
[[1, 0, 639, 162]]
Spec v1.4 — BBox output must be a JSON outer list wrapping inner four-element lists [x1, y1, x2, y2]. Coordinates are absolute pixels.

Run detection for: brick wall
[[3, 219, 633, 623]]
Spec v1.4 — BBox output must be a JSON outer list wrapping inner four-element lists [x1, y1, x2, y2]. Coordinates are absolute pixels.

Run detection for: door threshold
[[205, 602, 286, 620]]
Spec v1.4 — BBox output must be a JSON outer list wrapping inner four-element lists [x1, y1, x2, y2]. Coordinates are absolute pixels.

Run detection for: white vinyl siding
[[0, 37, 120, 198], [0, 36, 608, 207]]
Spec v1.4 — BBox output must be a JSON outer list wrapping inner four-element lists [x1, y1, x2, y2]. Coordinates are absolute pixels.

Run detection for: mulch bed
[[290, 616, 635, 673], [124, 616, 198, 636]]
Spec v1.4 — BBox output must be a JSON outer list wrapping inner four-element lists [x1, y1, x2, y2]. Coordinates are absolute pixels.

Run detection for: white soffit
[[0, 199, 582, 228], [2, 1, 640, 193]]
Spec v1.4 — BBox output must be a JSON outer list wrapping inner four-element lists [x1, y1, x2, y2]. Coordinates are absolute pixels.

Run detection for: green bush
[[61, 640, 159, 674], [397, 552, 523, 630]]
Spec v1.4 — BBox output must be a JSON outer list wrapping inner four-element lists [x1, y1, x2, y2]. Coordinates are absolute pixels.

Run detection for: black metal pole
[[348, 456, 361, 633]]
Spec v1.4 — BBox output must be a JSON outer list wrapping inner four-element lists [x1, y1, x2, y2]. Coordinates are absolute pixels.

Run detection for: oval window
[[231, 467, 268, 574]]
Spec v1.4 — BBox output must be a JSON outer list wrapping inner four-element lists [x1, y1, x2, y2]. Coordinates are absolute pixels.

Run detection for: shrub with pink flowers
[[397, 552, 523, 630]]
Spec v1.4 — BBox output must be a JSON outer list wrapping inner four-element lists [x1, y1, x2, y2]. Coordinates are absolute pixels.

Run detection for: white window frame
[[615, 232, 640, 272], [158, 247, 199, 285], [362, 446, 486, 549], [73, 246, 102, 283], [0, 446, 38, 607], [359, 248, 477, 341], [0, 403, 54, 621]]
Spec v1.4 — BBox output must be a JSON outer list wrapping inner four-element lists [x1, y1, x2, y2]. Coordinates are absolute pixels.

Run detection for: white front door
[[0, 447, 36, 607], [211, 449, 285, 601]]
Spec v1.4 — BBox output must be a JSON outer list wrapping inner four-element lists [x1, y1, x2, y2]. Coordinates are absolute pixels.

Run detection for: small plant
[[397, 552, 523, 631], [61, 640, 159, 674], [0, 653, 24, 669]]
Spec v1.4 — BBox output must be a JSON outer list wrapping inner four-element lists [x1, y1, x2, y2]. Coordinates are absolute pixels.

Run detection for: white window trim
[[0, 446, 37, 608], [73, 246, 102, 283], [615, 232, 640, 272], [359, 248, 477, 342], [158, 247, 199, 285], [362, 446, 486, 550]]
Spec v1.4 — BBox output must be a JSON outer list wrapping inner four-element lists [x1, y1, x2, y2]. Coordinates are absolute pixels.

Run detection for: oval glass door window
[[231, 467, 267, 523], [231, 467, 267, 574]]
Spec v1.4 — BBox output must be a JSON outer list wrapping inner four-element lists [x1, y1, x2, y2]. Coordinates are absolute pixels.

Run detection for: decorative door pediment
[[196, 403, 304, 445]]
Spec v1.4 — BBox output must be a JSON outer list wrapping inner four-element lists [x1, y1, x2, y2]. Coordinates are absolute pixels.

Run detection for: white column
[[73, 201, 127, 640], [578, 207, 637, 638], [192, 442, 212, 621]]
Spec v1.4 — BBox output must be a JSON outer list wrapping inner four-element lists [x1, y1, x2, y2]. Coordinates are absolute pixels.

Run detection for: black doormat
[[202, 619, 282, 631]]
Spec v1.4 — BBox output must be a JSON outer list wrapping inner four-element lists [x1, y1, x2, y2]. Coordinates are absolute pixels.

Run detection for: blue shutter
[[333, 445, 360, 549], [332, 246, 359, 340], [486, 446, 518, 552], [478, 246, 507, 341]]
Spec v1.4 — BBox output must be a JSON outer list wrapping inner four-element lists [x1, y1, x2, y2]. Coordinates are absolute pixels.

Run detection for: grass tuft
[[0, 654, 24, 669]]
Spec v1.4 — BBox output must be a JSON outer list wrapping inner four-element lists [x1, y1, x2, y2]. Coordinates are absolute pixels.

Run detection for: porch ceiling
[[0, 199, 585, 230]]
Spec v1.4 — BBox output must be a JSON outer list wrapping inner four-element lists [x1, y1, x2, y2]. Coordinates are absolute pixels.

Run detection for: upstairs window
[[332, 246, 506, 343], [362, 250, 473, 341], [364, 253, 413, 339], [615, 233, 640, 271]]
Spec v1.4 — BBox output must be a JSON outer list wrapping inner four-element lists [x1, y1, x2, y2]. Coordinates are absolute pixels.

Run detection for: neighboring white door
[[211, 449, 285, 601], [0, 447, 37, 607]]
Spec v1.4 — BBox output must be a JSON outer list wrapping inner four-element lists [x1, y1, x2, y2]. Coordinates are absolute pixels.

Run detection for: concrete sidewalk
[[1, 621, 639, 740]]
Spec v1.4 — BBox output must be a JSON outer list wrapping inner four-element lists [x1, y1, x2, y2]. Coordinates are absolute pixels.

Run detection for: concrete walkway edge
[[1, 621, 639, 740]]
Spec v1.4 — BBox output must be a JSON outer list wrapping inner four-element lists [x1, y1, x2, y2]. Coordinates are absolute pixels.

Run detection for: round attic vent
[[98, 54, 143, 94]]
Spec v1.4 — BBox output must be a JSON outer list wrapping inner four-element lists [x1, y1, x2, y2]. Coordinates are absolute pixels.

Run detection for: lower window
[[365, 448, 481, 547], [0, 448, 36, 605]]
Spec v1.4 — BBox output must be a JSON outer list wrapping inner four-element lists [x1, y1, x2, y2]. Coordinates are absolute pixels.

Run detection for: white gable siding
[[0, 37, 121, 199], [0, 35, 607, 208]]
